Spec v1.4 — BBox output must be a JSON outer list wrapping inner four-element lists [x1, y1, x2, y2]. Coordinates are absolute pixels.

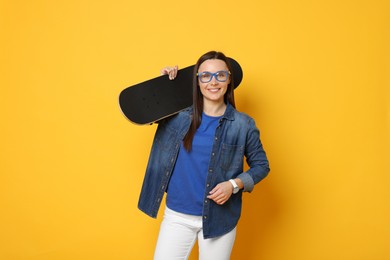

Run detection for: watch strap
[[229, 179, 239, 194]]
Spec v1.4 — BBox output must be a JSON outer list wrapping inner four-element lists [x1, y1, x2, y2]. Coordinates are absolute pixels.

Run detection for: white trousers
[[154, 207, 236, 260]]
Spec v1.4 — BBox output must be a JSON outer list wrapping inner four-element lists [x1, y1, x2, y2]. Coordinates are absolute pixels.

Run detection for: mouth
[[207, 88, 221, 93]]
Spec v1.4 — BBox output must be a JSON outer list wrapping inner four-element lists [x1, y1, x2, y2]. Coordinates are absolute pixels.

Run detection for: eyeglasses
[[196, 70, 230, 83]]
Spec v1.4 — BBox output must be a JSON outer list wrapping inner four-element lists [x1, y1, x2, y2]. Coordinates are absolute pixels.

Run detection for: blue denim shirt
[[138, 103, 270, 239]]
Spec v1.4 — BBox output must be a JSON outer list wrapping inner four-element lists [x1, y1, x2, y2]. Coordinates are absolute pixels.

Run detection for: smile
[[207, 88, 221, 93]]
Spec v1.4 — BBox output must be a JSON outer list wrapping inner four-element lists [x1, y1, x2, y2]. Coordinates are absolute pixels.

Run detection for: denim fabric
[[138, 104, 270, 239]]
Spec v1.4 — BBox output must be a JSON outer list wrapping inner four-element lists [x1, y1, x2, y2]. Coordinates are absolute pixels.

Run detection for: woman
[[137, 51, 270, 260]]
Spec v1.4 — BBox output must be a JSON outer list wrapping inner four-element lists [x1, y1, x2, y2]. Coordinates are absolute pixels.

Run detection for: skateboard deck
[[119, 57, 243, 125]]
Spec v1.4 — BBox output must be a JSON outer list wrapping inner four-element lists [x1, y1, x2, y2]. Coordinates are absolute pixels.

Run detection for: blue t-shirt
[[166, 113, 222, 215]]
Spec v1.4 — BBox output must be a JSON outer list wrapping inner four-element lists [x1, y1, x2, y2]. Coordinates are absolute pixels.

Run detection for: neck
[[203, 100, 227, 117]]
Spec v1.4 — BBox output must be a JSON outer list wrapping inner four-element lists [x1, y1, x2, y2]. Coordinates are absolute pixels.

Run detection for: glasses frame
[[196, 70, 231, 83]]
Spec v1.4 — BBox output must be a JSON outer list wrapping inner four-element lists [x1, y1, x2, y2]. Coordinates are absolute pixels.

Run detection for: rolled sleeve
[[240, 118, 270, 192], [238, 172, 255, 192]]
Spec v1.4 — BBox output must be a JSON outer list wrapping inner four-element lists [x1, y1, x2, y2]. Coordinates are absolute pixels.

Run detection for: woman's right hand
[[160, 65, 178, 80]]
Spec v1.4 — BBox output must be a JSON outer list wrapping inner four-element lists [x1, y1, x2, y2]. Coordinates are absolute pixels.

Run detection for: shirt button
[[215, 137, 218, 141], [206, 183, 210, 187], [204, 200, 208, 203], [209, 169, 213, 173], [204, 216, 207, 219], [211, 152, 215, 156]]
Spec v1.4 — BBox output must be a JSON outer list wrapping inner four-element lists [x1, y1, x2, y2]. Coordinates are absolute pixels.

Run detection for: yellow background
[[1, 0, 389, 259]]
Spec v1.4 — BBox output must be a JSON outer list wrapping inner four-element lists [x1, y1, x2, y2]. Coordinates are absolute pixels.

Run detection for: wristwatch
[[229, 179, 240, 194]]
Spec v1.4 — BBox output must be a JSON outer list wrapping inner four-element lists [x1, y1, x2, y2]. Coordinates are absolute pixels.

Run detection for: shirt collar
[[221, 103, 235, 121]]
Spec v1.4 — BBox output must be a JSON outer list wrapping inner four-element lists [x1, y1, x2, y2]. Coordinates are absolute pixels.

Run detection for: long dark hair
[[183, 51, 236, 151]]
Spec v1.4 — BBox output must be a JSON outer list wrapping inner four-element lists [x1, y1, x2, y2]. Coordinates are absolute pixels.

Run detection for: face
[[197, 59, 230, 104]]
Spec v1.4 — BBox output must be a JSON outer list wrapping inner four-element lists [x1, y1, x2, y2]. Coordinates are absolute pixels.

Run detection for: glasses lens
[[216, 71, 228, 82], [199, 72, 212, 83]]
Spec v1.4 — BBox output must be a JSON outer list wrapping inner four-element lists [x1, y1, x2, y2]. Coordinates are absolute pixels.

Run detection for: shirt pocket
[[220, 143, 244, 171]]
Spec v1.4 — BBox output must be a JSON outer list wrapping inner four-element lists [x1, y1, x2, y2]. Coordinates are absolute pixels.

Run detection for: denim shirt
[[138, 103, 270, 239]]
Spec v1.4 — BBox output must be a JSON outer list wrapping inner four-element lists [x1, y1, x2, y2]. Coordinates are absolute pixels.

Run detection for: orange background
[[1, 0, 389, 259]]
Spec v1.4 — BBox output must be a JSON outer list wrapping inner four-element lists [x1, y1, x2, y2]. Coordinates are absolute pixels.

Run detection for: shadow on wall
[[234, 178, 281, 259], [231, 81, 282, 259]]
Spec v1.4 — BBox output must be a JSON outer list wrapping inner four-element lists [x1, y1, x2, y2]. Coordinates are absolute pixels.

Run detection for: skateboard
[[119, 57, 243, 125]]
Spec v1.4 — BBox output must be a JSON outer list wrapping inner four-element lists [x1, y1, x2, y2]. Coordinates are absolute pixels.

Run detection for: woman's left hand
[[207, 181, 233, 205]]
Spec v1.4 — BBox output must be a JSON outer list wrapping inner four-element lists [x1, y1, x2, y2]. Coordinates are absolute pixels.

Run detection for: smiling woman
[[197, 59, 230, 111], [138, 51, 270, 259]]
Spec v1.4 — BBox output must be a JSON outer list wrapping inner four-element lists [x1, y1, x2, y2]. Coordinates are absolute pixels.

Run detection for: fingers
[[207, 182, 233, 205], [171, 65, 178, 79], [160, 65, 178, 80], [207, 191, 229, 205]]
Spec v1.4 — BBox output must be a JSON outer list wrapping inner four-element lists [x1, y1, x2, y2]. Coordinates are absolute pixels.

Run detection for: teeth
[[209, 89, 219, 92]]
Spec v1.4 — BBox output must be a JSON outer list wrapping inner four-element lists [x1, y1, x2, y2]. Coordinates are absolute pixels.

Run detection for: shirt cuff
[[238, 172, 255, 192]]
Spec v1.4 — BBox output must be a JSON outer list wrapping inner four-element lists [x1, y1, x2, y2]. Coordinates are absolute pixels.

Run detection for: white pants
[[154, 207, 236, 260]]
